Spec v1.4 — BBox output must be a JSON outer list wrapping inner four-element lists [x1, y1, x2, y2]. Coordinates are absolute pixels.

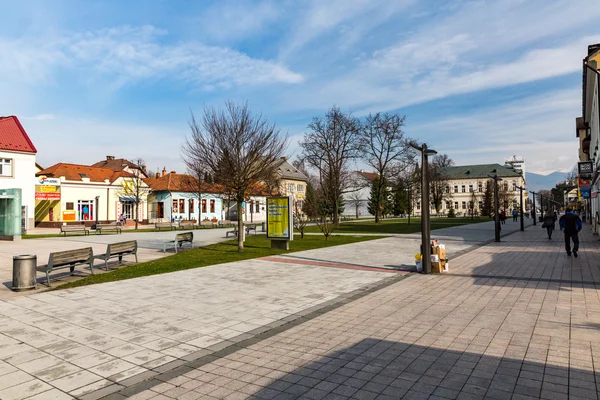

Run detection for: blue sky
[[2, 0, 599, 175]]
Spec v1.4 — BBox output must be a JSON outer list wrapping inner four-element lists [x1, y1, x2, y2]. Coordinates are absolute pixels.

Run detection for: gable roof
[[0, 116, 37, 154], [37, 163, 135, 183], [356, 171, 378, 182], [144, 173, 222, 194], [275, 158, 308, 181], [91, 157, 147, 177], [441, 164, 523, 180]]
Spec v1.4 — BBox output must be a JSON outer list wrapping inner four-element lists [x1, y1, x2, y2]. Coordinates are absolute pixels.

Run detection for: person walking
[[543, 210, 556, 240], [500, 209, 506, 224], [512, 208, 518, 222], [559, 207, 582, 257]]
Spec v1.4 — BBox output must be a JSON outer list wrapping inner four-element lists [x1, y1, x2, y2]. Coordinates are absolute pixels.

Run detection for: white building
[[343, 171, 378, 218], [0, 116, 37, 232]]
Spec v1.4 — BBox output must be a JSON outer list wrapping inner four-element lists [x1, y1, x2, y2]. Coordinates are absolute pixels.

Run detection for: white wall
[[0, 150, 36, 225]]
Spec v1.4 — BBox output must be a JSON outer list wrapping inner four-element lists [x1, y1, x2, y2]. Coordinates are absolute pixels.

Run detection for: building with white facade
[[343, 171, 378, 218], [412, 163, 527, 216], [0, 116, 37, 233]]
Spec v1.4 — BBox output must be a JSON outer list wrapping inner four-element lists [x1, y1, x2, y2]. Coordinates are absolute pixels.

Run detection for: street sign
[[578, 161, 593, 178]]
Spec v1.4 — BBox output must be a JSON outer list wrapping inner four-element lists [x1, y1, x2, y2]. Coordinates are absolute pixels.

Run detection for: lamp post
[[529, 191, 537, 226], [95, 196, 100, 227], [410, 142, 437, 274], [516, 186, 525, 231], [488, 173, 502, 242], [405, 183, 411, 226]]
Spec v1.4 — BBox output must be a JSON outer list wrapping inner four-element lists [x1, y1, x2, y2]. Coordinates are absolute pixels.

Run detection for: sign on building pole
[[266, 196, 294, 250]]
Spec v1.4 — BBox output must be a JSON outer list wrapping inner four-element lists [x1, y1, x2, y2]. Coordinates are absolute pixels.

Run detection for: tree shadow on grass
[[248, 338, 596, 400]]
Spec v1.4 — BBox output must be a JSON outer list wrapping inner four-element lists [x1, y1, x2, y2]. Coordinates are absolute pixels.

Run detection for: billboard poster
[[37, 177, 61, 186], [266, 196, 293, 240]]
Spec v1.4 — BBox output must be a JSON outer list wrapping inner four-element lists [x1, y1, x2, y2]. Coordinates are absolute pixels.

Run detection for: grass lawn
[[57, 234, 383, 289], [302, 216, 491, 234]]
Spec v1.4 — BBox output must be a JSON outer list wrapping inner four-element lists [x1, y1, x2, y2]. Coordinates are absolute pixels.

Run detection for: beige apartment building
[[274, 158, 308, 209], [413, 163, 527, 216]]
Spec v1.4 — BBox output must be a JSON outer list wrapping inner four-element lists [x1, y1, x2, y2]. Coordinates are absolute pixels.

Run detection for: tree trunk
[[237, 201, 244, 252]]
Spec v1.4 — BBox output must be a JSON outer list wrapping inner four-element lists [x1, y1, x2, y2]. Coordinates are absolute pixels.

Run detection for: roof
[[275, 159, 308, 181], [91, 157, 146, 175], [356, 171, 378, 182], [144, 173, 222, 194], [37, 163, 135, 183], [0, 116, 37, 154], [441, 164, 523, 180]]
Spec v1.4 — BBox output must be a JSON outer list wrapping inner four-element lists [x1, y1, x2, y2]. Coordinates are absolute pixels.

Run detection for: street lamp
[[488, 172, 502, 242], [410, 142, 437, 274], [405, 183, 411, 226], [516, 186, 526, 231], [529, 190, 537, 226]]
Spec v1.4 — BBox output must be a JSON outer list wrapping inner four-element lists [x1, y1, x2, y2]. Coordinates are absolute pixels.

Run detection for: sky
[[1, 0, 599, 175]]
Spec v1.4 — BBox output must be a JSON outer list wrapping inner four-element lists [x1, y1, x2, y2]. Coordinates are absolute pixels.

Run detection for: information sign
[[266, 196, 293, 240]]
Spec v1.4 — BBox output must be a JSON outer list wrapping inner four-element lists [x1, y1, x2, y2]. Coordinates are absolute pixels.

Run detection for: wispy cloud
[[0, 25, 303, 89]]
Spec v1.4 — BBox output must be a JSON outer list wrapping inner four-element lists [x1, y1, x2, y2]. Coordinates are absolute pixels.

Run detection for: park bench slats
[[60, 225, 90, 236], [95, 222, 122, 234], [163, 232, 194, 253], [155, 222, 176, 231], [94, 240, 138, 271], [36, 247, 94, 287], [179, 221, 197, 230]]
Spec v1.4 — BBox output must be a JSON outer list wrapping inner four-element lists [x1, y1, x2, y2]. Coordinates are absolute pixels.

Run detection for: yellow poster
[[267, 197, 291, 239], [39, 185, 57, 193]]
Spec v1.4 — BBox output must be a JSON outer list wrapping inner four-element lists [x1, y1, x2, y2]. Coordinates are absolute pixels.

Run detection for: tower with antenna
[[505, 155, 526, 179]]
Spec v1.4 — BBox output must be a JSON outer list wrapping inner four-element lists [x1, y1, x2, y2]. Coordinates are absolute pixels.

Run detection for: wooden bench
[[37, 247, 94, 287], [178, 221, 196, 230], [95, 222, 123, 234], [94, 240, 138, 270], [199, 220, 214, 229], [60, 225, 90, 236], [163, 232, 194, 253], [245, 223, 258, 235], [218, 220, 233, 228], [226, 224, 238, 238], [155, 222, 176, 231]]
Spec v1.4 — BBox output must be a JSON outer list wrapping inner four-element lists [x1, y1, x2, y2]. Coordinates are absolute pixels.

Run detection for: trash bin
[[12, 255, 37, 291], [261, 222, 266, 232]]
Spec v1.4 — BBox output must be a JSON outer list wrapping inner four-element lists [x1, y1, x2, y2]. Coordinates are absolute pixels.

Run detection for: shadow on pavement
[[249, 338, 595, 399]]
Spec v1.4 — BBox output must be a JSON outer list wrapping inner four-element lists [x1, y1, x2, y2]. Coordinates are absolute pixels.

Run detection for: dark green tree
[[302, 182, 318, 219], [481, 179, 493, 216], [392, 182, 408, 216], [367, 176, 384, 217]]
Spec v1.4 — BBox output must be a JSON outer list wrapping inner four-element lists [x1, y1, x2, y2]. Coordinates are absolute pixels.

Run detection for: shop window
[[172, 199, 178, 213], [202, 199, 207, 213], [0, 158, 12, 177], [255, 201, 260, 213], [179, 199, 185, 214], [77, 200, 94, 221], [189, 199, 194, 214], [210, 199, 215, 213]]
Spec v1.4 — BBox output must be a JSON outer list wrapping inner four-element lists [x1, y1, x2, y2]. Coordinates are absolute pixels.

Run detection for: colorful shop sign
[[37, 177, 61, 186], [62, 210, 76, 221], [35, 192, 60, 200]]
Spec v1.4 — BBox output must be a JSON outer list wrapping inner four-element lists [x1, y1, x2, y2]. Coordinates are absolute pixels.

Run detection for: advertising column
[[266, 196, 294, 250]]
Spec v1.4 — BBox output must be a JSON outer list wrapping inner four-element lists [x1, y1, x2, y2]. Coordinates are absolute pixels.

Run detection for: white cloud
[[0, 25, 303, 89]]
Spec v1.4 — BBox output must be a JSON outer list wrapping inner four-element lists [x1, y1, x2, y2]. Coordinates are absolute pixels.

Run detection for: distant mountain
[[526, 171, 567, 192]]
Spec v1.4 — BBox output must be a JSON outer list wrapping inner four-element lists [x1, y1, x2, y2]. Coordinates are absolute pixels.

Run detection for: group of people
[[543, 208, 583, 257], [495, 209, 527, 224]]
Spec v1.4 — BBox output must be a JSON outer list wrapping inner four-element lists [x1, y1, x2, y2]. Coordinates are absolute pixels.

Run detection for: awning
[[119, 197, 136, 202]]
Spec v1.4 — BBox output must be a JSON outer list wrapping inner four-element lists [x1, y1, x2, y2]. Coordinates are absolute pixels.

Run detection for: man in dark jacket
[[559, 208, 583, 257]]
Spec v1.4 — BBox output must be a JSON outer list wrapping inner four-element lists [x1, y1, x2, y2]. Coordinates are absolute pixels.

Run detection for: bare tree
[[293, 201, 308, 239], [300, 106, 360, 225], [429, 154, 455, 214], [181, 172, 214, 225], [182, 101, 287, 252], [117, 158, 150, 230], [348, 190, 365, 219], [359, 112, 413, 222]]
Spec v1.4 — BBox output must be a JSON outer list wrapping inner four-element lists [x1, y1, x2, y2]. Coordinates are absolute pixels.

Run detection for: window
[[297, 184, 304, 192], [0, 158, 12, 176], [512, 182, 517, 191], [454, 202, 458, 209], [66, 202, 74, 210], [172, 199, 178, 213], [446, 201, 451, 210], [297, 200, 303, 209], [479, 201, 483, 209], [255, 201, 260, 213], [454, 185, 458, 193], [202, 199, 207, 213], [503, 183, 508, 191], [288, 183, 295, 192], [210, 199, 215, 213], [79, 173, 88, 179], [461, 185, 466, 193], [445, 186, 450, 193], [469, 185, 473, 192], [189, 199, 194, 214], [462, 201, 466, 210], [478, 183, 483, 192], [179, 199, 185, 214], [77, 200, 94, 221], [416, 202, 421, 210]]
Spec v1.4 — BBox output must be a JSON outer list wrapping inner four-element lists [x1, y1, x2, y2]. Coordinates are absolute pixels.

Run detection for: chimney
[[280, 156, 287, 161], [170, 171, 176, 174], [156, 172, 160, 178], [141, 165, 147, 174], [162, 167, 167, 177], [106, 155, 115, 161]]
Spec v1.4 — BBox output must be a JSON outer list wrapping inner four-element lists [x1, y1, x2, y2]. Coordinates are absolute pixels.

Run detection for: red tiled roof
[[357, 171, 378, 182], [0, 116, 37, 153], [36, 163, 134, 183], [144, 173, 222, 193]]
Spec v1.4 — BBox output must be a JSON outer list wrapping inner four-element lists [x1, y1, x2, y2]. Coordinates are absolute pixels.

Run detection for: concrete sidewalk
[[123, 225, 600, 399]]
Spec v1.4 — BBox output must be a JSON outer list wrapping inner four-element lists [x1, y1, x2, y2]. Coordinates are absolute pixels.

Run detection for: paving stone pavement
[[119, 224, 600, 400]]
